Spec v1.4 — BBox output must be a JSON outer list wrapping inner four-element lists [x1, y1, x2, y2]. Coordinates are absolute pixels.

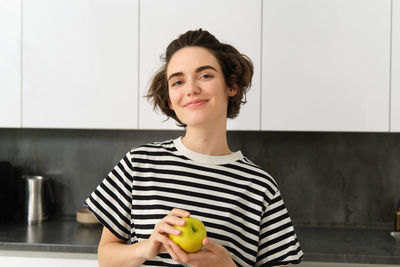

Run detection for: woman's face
[[166, 46, 236, 128]]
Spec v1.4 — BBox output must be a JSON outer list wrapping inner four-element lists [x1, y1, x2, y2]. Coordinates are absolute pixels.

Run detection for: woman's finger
[[164, 240, 181, 262], [170, 239, 192, 261], [151, 229, 171, 244], [202, 238, 224, 255], [162, 214, 187, 227], [156, 222, 181, 236], [169, 208, 190, 218]]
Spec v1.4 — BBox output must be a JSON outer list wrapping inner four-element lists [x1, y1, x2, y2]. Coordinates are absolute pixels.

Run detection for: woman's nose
[[185, 80, 200, 95]]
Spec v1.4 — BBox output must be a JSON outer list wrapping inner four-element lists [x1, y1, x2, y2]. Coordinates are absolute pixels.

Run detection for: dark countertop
[[295, 226, 400, 265], [0, 217, 102, 253], [0, 218, 400, 264]]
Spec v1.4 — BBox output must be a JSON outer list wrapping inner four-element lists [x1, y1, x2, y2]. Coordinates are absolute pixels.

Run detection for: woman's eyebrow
[[168, 72, 183, 82], [196, 65, 217, 73], [167, 65, 217, 81]]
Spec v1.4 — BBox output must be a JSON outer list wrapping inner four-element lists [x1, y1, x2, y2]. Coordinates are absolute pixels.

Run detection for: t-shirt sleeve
[[256, 189, 303, 266], [85, 151, 134, 242]]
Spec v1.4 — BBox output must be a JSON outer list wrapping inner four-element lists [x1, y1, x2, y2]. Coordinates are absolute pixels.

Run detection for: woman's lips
[[184, 99, 208, 108]]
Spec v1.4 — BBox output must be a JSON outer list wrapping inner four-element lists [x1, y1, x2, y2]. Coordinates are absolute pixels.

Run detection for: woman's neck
[[182, 125, 231, 156]]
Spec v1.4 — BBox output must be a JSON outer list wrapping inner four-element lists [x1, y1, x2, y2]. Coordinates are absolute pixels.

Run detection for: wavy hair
[[146, 29, 254, 127]]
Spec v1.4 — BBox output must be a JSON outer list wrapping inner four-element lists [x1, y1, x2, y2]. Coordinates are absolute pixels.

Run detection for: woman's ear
[[168, 99, 174, 110], [229, 86, 238, 97], [228, 75, 238, 97]]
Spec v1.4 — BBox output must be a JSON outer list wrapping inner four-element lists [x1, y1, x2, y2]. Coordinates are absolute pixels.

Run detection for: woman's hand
[[143, 208, 190, 260], [165, 237, 237, 267]]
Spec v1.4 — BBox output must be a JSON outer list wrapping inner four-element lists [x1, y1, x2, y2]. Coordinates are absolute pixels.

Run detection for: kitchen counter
[[0, 218, 399, 265], [295, 226, 400, 265], [0, 217, 101, 253]]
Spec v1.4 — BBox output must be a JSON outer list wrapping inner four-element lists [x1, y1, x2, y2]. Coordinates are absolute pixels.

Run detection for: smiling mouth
[[184, 100, 208, 108]]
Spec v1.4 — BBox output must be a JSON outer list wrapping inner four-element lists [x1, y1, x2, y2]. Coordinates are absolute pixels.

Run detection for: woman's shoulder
[[127, 138, 178, 156], [233, 156, 279, 190]]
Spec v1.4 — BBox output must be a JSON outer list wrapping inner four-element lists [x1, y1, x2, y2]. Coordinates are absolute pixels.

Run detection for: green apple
[[169, 217, 207, 253]]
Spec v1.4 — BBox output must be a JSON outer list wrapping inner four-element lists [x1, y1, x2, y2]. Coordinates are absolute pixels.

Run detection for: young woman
[[86, 29, 303, 267]]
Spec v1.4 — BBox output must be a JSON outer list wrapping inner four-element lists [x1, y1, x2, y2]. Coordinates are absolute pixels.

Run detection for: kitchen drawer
[[299, 261, 396, 267], [0, 250, 97, 267]]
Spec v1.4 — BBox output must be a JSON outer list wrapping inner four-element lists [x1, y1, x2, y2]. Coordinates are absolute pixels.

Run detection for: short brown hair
[[146, 29, 254, 127]]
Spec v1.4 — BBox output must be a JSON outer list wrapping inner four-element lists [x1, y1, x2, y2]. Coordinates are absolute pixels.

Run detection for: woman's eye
[[201, 74, 213, 79], [171, 81, 182, 87]]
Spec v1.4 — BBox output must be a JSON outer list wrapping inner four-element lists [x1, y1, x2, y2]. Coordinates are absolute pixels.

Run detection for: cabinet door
[[262, 0, 391, 132], [0, 251, 97, 267], [0, 0, 21, 127], [139, 0, 261, 130], [22, 0, 139, 129], [392, 0, 400, 132], [298, 261, 395, 267]]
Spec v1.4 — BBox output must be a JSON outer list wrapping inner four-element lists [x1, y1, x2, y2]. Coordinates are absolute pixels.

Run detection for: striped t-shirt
[[85, 137, 303, 266]]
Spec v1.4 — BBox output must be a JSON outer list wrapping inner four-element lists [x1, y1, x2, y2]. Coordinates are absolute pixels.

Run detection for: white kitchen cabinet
[[0, 254, 394, 267], [391, 0, 400, 132], [0, 0, 21, 127], [299, 261, 395, 267], [22, 0, 139, 129], [262, 0, 391, 132], [139, 0, 261, 130], [0, 250, 97, 267]]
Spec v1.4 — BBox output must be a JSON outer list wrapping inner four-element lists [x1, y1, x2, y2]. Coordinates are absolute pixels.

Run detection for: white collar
[[173, 137, 243, 165]]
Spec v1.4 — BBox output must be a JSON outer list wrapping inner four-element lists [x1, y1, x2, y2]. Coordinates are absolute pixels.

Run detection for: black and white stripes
[[86, 138, 303, 266]]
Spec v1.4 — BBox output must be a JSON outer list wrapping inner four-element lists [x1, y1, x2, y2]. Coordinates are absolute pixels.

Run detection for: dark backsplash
[[0, 128, 399, 228]]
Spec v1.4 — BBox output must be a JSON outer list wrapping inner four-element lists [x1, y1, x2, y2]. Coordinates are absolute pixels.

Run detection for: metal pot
[[21, 175, 56, 224]]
